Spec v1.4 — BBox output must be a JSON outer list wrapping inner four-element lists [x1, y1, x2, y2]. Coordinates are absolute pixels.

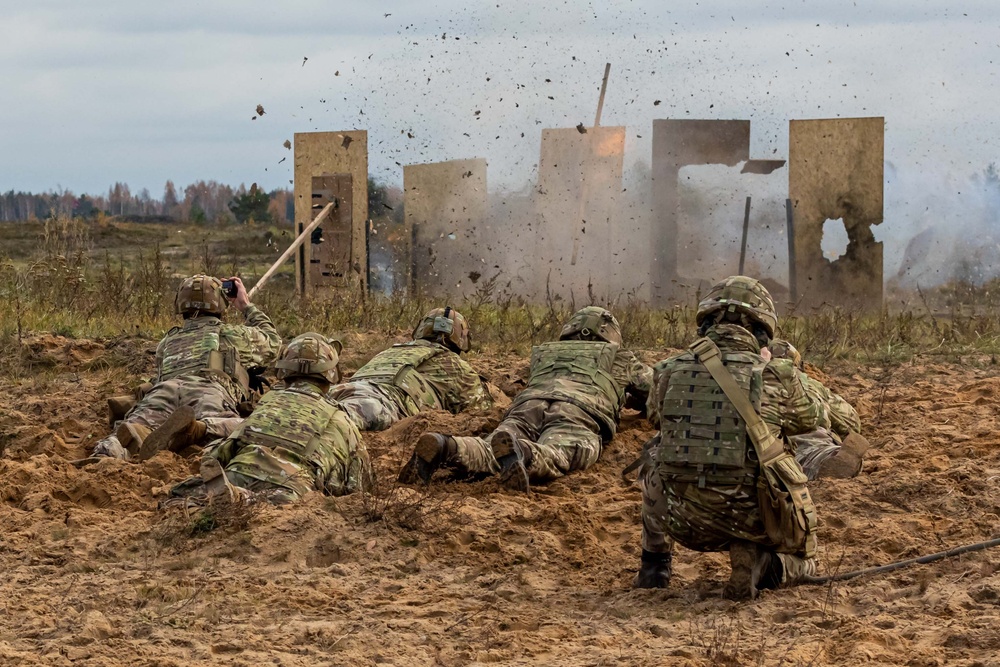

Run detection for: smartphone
[[222, 279, 238, 298]]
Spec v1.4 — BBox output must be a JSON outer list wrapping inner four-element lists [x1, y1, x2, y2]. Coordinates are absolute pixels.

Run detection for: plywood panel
[[650, 120, 750, 305], [789, 117, 884, 310], [404, 158, 488, 298], [535, 126, 625, 299], [293, 131, 368, 294]]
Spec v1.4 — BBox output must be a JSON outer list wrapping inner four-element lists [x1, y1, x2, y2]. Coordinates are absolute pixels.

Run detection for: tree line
[[0, 181, 294, 225]]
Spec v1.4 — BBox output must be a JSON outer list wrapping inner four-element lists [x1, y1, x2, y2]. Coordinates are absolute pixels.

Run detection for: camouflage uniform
[[330, 339, 492, 431], [640, 324, 823, 587], [449, 345, 652, 481], [768, 340, 862, 480], [189, 379, 370, 502], [93, 305, 281, 459]]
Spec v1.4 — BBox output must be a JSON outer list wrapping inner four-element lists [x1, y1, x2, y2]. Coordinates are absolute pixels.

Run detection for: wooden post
[[593, 63, 611, 128], [739, 196, 751, 274], [785, 198, 797, 301], [248, 202, 334, 301], [572, 63, 612, 266]]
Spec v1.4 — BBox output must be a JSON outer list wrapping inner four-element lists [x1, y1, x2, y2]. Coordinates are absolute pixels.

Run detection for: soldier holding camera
[[88, 275, 281, 461]]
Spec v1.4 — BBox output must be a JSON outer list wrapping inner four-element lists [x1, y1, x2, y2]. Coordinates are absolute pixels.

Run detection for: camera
[[222, 279, 238, 298]]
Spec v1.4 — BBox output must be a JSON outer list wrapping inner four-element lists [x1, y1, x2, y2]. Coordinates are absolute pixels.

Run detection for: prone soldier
[[169, 333, 371, 504], [399, 307, 652, 490], [328, 307, 493, 431], [88, 275, 280, 461]]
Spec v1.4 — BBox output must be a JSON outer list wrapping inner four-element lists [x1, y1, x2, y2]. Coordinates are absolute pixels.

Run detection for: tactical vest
[[234, 384, 342, 462], [349, 342, 444, 410], [656, 348, 765, 488], [521, 340, 623, 440], [157, 319, 250, 400]]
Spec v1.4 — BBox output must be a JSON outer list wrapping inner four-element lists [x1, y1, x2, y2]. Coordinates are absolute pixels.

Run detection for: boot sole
[[492, 432, 530, 493], [398, 434, 444, 484], [136, 406, 195, 462]]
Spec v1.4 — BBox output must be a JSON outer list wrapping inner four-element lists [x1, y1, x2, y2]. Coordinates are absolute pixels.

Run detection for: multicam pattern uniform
[[768, 341, 862, 479], [197, 379, 371, 502], [640, 325, 824, 579], [450, 344, 653, 481], [94, 306, 281, 458], [329, 340, 493, 431]]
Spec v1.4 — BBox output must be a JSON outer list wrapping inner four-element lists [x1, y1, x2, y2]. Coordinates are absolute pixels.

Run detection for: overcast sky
[[2, 0, 999, 196]]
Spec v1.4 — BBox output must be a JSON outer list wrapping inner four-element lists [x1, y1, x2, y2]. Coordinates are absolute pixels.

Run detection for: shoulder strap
[[689, 337, 784, 465]]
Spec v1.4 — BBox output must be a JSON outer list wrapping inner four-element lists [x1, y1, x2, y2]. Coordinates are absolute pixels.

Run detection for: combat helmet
[[412, 307, 471, 353], [274, 332, 343, 384], [696, 275, 777, 338], [175, 275, 227, 317], [560, 306, 622, 346]]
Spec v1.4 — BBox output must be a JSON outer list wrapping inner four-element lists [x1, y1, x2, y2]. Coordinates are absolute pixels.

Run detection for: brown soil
[[3, 337, 1000, 666]]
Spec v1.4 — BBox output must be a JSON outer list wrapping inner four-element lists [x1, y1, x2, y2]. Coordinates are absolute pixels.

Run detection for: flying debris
[[341, 135, 354, 149], [283, 140, 291, 150], [302, 57, 308, 67], [576, 123, 587, 134], [256, 104, 265, 116]]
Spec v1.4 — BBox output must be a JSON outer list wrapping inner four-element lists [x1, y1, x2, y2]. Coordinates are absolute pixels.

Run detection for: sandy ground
[[3, 335, 1000, 666]]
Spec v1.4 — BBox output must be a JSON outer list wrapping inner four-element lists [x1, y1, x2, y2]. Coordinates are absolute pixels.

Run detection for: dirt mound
[[4, 347, 1000, 665]]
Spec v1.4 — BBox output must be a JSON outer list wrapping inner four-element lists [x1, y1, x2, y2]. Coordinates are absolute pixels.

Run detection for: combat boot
[[106, 395, 136, 429], [136, 407, 207, 462], [492, 432, 532, 492], [723, 541, 782, 601], [398, 433, 458, 484], [633, 549, 672, 589], [116, 422, 152, 460]]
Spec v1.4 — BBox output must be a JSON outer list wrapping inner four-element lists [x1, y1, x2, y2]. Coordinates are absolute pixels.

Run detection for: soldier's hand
[[227, 276, 251, 312]]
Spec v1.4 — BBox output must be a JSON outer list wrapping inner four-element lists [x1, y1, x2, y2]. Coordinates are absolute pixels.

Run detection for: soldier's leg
[[92, 380, 182, 458], [634, 463, 674, 588], [489, 401, 547, 490], [521, 402, 602, 482], [331, 382, 410, 431]]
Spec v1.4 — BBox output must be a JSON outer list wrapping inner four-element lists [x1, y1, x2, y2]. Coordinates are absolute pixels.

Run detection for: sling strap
[[689, 337, 784, 466]]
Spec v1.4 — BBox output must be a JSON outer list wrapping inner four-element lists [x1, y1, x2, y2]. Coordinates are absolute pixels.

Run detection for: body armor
[[157, 319, 250, 400], [656, 348, 765, 488], [521, 340, 623, 439], [233, 384, 341, 461], [350, 342, 444, 410]]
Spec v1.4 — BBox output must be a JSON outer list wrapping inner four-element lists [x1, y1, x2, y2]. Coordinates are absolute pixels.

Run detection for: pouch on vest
[[394, 365, 444, 411]]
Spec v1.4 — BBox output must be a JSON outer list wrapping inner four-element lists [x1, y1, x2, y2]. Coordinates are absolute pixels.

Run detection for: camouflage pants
[[451, 399, 603, 482], [328, 380, 417, 432], [790, 428, 841, 481], [640, 462, 816, 583], [93, 376, 242, 458]]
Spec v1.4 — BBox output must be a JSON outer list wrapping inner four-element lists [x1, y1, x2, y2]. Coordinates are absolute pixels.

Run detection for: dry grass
[[4, 216, 1000, 371]]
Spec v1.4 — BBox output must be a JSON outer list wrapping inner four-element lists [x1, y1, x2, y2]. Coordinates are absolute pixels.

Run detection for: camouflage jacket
[[351, 340, 493, 414], [803, 376, 861, 438], [207, 379, 370, 497], [155, 305, 281, 401], [648, 324, 824, 445], [514, 342, 653, 440]]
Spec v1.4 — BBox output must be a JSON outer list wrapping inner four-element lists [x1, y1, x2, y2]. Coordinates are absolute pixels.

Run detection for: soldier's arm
[[317, 412, 368, 496], [824, 386, 861, 437], [615, 350, 653, 415], [433, 353, 494, 413], [229, 304, 282, 368], [645, 357, 677, 429], [204, 437, 236, 466], [761, 360, 824, 438]]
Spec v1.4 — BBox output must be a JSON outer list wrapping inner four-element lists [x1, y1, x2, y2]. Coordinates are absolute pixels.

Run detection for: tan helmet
[[560, 306, 622, 345], [274, 332, 343, 384], [769, 339, 803, 369], [175, 275, 227, 317], [696, 276, 777, 338], [412, 307, 471, 353]]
